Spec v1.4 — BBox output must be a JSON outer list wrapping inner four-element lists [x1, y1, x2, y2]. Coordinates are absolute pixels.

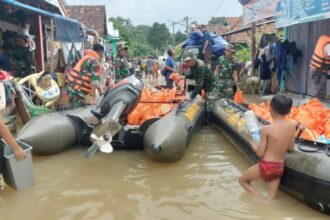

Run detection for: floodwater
[[0, 125, 328, 220]]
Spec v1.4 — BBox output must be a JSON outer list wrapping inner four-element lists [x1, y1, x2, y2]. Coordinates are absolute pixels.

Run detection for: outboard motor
[[85, 75, 144, 158]]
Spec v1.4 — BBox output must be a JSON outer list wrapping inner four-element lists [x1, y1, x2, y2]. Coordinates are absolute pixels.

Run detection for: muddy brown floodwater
[[0, 125, 328, 220]]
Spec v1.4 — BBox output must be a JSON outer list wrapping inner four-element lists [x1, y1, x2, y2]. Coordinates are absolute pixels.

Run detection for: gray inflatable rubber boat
[[144, 96, 206, 162], [17, 107, 97, 155], [17, 75, 144, 156], [211, 99, 330, 215]]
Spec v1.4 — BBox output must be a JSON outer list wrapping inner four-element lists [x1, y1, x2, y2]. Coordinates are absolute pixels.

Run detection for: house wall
[[287, 19, 330, 97]]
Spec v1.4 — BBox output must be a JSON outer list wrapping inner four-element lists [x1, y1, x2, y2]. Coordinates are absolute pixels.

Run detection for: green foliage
[[208, 17, 227, 26], [147, 22, 172, 51], [109, 17, 132, 43], [174, 47, 183, 58], [109, 17, 172, 57], [174, 31, 187, 46], [234, 44, 251, 62]]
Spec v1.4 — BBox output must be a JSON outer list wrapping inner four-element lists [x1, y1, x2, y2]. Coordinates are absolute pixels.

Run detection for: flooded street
[[0, 125, 328, 220]]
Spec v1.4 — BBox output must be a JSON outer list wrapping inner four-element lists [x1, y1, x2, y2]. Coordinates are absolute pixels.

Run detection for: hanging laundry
[[259, 33, 278, 49]]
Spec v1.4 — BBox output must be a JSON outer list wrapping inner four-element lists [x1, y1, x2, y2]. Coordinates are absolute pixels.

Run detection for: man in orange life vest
[[66, 44, 104, 107], [310, 35, 330, 100]]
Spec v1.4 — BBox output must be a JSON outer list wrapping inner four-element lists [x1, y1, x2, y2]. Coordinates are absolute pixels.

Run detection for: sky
[[66, 0, 243, 31]]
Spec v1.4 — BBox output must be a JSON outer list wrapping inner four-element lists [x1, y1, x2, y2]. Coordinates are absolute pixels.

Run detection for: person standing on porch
[[65, 43, 104, 107], [114, 44, 130, 82]]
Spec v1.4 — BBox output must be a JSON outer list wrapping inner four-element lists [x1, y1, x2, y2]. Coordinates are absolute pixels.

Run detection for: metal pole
[[251, 22, 256, 76]]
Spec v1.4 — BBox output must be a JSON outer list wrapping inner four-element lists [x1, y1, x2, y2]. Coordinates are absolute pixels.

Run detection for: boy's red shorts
[[259, 160, 284, 182]]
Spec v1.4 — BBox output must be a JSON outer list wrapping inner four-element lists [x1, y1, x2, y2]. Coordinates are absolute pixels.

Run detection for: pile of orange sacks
[[249, 98, 330, 141], [127, 88, 185, 125]]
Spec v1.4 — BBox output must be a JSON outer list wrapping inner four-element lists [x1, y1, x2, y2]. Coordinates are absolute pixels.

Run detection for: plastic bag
[[169, 72, 179, 81], [233, 90, 245, 103]]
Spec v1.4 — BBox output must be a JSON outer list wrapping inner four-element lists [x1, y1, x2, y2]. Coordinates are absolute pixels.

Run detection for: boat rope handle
[[297, 143, 322, 153], [293, 120, 330, 157], [293, 119, 318, 141], [326, 145, 330, 157]]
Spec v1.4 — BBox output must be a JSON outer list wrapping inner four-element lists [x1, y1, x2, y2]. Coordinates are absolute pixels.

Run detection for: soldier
[[214, 44, 240, 99], [65, 43, 104, 107], [183, 53, 218, 107], [114, 44, 130, 82]]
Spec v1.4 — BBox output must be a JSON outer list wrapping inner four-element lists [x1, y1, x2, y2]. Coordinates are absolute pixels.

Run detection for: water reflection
[[0, 125, 328, 220]]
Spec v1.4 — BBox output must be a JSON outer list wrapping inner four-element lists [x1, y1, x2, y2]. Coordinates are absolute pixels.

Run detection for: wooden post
[[251, 22, 256, 76], [34, 15, 44, 72], [50, 18, 55, 72]]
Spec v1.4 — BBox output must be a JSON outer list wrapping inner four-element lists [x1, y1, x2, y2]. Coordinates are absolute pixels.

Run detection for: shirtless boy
[[239, 94, 296, 199]]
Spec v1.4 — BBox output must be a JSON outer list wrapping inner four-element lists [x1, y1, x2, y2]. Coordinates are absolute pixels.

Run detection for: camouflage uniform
[[216, 56, 239, 99], [188, 60, 218, 108], [114, 55, 130, 82], [66, 58, 100, 107]]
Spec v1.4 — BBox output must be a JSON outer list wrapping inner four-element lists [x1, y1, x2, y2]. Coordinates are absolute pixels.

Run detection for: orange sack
[[127, 88, 180, 125], [249, 99, 328, 141], [234, 90, 245, 103], [324, 120, 330, 139]]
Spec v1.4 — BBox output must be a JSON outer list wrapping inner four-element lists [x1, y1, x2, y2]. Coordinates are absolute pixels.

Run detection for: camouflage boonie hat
[[184, 51, 196, 62], [117, 44, 128, 52]]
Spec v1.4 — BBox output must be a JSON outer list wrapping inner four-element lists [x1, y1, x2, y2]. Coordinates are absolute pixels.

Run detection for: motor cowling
[[91, 75, 144, 120]]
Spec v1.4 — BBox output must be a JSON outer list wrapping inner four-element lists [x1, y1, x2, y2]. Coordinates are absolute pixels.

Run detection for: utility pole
[[184, 16, 189, 34], [172, 23, 175, 46], [168, 20, 186, 46]]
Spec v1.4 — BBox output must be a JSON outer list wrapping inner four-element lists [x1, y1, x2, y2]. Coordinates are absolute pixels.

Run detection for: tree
[[147, 22, 172, 50], [174, 31, 187, 45], [108, 18, 172, 57], [208, 17, 228, 26], [109, 16, 131, 43], [191, 21, 198, 26]]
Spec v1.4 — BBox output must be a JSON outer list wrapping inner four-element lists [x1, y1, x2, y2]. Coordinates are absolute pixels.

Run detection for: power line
[[167, 19, 187, 46], [167, 20, 186, 27], [204, 0, 228, 23]]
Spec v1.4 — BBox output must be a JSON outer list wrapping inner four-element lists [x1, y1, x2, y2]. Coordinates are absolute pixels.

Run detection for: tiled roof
[[65, 5, 107, 35], [225, 17, 242, 28]]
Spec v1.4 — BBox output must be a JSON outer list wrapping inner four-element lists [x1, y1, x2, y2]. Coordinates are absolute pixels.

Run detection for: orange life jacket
[[310, 35, 330, 71], [66, 50, 102, 94]]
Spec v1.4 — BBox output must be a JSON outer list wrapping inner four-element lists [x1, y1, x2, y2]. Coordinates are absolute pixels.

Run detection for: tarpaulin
[[275, 0, 330, 28], [243, 0, 276, 25], [54, 17, 82, 42]]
